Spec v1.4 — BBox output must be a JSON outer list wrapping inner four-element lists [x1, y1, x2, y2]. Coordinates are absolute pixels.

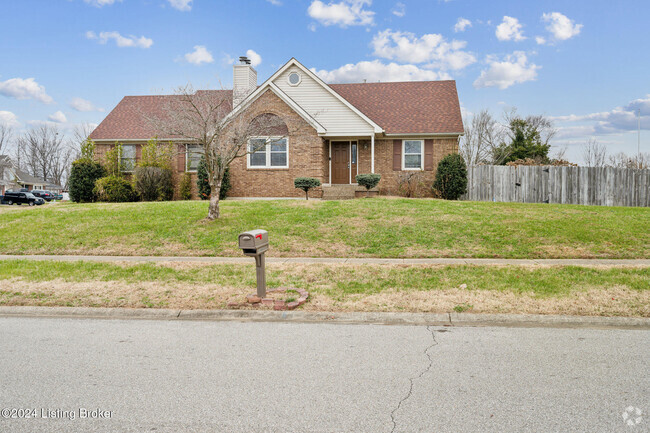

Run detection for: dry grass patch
[[0, 260, 647, 317]]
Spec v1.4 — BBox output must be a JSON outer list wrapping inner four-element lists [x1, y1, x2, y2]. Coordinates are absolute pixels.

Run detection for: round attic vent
[[288, 72, 301, 86]]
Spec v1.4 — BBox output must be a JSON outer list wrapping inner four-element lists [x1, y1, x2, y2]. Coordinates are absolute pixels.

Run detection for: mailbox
[[238, 230, 269, 256], [238, 229, 269, 297]]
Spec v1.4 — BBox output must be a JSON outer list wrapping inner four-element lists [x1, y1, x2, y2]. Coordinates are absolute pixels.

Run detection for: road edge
[[0, 306, 648, 329]]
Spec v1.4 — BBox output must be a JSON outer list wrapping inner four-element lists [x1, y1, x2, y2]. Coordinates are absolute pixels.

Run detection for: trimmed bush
[[197, 155, 231, 200], [68, 159, 105, 203], [433, 153, 467, 200], [294, 177, 321, 200], [94, 176, 138, 202], [134, 166, 174, 201], [179, 172, 192, 200], [356, 173, 381, 197]]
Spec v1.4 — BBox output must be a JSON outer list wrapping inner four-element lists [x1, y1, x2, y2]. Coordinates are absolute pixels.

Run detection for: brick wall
[[357, 138, 458, 196], [226, 90, 325, 198]]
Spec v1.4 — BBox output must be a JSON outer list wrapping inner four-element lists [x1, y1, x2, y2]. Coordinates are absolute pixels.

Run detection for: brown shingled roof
[[89, 81, 462, 140], [89, 91, 233, 140], [330, 80, 463, 134]]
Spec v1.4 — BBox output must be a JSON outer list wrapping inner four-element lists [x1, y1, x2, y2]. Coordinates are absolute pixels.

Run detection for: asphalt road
[[0, 317, 648, 432]]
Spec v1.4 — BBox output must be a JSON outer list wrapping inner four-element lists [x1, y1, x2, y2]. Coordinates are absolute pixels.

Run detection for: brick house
[[89, 58, 463, 199]]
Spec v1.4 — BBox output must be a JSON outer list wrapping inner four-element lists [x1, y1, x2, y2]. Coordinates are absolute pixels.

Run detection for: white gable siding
[[273, 66, 374, 136]]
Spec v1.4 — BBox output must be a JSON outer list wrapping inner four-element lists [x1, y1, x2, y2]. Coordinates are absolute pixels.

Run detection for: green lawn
[[0, 260, 647, 316], [0, 198, 648, 258]]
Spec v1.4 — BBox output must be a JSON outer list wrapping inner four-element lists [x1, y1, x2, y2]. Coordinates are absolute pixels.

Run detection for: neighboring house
[[0, 155, 48, 194], [89, 58, 464, 198]]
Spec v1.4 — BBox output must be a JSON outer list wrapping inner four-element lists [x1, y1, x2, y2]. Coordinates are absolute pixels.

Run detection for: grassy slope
[[0, 198, 648, 258], [0, 261, 647, 316]]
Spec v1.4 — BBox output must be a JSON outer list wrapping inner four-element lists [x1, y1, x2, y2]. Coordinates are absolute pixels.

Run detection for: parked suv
[[31, 190, 54, 201], [2, 191, 45, 206]]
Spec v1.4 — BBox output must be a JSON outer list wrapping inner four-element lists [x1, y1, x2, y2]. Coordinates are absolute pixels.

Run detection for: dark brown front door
[[331, 142, 350, 184]]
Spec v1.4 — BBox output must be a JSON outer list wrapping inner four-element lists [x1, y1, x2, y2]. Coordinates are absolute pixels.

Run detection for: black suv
[[2, 191, 45, 206], [31, 190, 54, 201]]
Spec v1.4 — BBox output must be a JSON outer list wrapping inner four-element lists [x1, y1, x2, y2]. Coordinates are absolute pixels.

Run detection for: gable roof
[[88, 59, 463, 140], [330, 81, 463, 135], [14, 168, 46, 185], [89, 91, 232, 141]]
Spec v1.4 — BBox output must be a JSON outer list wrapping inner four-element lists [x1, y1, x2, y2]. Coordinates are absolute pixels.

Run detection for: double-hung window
[[121, 144, 136, 172], [402, 140, 423, 170], [186, 144, 203, 172], [248, 137, 288, 169]]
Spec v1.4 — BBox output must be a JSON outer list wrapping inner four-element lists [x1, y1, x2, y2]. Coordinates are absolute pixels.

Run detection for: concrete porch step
[[322, 185, 357, 200]]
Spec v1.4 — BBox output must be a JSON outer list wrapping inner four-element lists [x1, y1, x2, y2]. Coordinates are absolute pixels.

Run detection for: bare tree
[[0, 125, 12, 155], [581, 138, 607, 167], [15, 124, 74, 186], [460, 110, 507, 165], [608, 152, 650, 169], [147, 85, 291, 220]]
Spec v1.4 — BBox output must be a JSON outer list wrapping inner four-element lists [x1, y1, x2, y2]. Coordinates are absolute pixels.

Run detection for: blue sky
[[1, 0, 648, 163]]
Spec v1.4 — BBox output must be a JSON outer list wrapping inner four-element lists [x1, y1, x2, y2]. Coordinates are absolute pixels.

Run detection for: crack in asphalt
[[390, 325, 438, 433]]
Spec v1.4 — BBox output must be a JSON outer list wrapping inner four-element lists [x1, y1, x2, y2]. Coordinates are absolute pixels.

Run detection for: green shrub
[[179, 172, 192, 200], [433, 153, 467, 200], [104, 142, 123, 177], [220, 166, 231, 200], [197, 155, 231, 200], [134, 166, 174, 201], [94, 176, 138, 202], [68, 159, 105, 203], [197, 156, 210, 200], [294, 177, 321, 200], [355, 173, 381, 197]]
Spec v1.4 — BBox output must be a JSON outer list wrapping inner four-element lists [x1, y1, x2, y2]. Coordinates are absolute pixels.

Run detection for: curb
[[0, 306, 648, 330]]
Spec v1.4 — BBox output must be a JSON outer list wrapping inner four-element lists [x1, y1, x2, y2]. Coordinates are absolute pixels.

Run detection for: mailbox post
[[238, 230, 269, 298]]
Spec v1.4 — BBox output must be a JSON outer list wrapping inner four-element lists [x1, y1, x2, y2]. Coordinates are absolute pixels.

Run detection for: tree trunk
[[207, 187, 221, 220], [305, 189, 309, 200]]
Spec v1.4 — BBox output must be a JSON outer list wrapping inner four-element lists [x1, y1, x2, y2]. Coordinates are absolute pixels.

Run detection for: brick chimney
[[233, 56, 257, 107]]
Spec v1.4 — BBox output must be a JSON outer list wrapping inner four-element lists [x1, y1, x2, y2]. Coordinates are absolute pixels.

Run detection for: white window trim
[[402, 139, 424, 171], [247, 136, 289, 169], [185, 144, 203, 173], [287, 71, 302, 87]]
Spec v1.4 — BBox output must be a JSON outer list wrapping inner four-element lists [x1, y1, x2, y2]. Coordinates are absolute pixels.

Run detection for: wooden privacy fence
[[463, 165, 650, 207]]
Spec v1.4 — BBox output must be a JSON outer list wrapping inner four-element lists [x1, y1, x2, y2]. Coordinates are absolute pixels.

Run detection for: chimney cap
[[238, 56, 251, 65]]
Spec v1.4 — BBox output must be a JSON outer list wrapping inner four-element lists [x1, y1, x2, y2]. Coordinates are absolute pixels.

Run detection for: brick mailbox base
[[228, 288, 309, 310]]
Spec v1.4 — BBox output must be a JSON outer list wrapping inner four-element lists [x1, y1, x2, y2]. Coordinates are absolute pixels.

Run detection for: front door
[[331, 142, 350, 184]]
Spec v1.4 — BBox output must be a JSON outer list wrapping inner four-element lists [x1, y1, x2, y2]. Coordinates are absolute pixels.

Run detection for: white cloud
[[541, 12, 582, 42], [495, 16, 526, 41], [183, 45, 214, 65], [454, 17, 471, 33], [552, 94, 650, 134], [371, 29, 476, 70], [86, 31, 153, 49], [312, 60, 451, 83], [0, 111, 19, 127], [168, 0, 192, 11], [535, 36, 546, 45], [266, 0, 282, 5], [246, 49, 262, 67], [392, 2, 405, 17], [473, 52, 540, 89], [83, 0, 121, 7], [0, 77, 54, 104], [70, 97, 104, 112], [48, 111, 67, 123], [307, 0, 374, 28]]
